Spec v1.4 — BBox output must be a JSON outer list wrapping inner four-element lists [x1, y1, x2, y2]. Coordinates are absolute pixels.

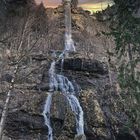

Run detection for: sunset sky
[[35, 0, 114, 12]]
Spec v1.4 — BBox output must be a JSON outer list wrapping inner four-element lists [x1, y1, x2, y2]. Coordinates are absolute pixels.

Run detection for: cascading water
[[42, 0, 85, 139]]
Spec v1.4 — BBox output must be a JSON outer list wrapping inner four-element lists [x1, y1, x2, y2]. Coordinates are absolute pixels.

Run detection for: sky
[[35, 0, 114, 12]]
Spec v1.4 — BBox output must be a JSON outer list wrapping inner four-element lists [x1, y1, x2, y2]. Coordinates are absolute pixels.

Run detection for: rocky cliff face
[[0, 2, 138, 140]]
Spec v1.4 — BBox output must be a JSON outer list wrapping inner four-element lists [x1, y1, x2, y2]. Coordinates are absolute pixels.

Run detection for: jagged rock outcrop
[[57, 58, 108, 75]]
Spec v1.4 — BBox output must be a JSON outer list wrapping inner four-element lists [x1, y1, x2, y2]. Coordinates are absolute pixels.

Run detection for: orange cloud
[[80, 1, 114, 12], [35, 0, 114, 11]]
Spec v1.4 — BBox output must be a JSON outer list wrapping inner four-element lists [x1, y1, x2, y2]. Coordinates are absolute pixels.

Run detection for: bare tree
[[0, 64, 18, 140], [0, 9, 39, 139]]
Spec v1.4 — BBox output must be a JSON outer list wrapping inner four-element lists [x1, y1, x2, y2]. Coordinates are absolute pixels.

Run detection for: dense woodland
[[111, 0, 140, 131]]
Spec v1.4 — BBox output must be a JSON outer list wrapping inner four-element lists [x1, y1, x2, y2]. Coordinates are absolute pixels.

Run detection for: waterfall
[[42, 94, 53, 140], [42, 0, 84, 139], [64, 0, 75, 53]]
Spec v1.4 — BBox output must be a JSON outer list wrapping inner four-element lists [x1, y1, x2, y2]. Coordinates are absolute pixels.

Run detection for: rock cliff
[[0, 1, 138, 140]]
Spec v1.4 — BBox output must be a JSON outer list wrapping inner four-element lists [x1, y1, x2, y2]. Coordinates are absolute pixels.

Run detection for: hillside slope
[[0, 2, 138, 140]]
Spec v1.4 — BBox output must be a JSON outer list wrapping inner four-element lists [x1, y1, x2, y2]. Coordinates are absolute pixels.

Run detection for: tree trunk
[[0, 90, 12, 139], [128, 44, 134, 78], [0, 65, 18, 139]]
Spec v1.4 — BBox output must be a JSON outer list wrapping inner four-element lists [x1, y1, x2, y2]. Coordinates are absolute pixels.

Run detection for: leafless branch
[[0, 32, 40, 140]]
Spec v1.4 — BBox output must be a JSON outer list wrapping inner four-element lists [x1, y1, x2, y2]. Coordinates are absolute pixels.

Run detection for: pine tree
[[71, 0, 78, 9], [62, 0, 78, 9], [110, 0, 140, 131]]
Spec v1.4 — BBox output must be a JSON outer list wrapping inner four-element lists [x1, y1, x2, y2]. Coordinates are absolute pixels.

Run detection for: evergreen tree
[[62, 0, 78, 9], [110, 0, 140, 131], [71, 0, 78, 9]]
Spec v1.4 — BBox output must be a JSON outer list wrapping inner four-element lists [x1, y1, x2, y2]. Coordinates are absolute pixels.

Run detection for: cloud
[[80, 0, 114, 12], [35, 0, 113, 11], [35, 0, 112, 5]]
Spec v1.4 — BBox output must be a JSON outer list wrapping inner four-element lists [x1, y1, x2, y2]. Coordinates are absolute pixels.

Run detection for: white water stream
[[42, 1, 84, 139]]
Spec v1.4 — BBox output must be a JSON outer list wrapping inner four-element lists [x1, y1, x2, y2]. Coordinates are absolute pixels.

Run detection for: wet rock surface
[[56, 58, 108, 75], [0, 61, 136, 140]]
